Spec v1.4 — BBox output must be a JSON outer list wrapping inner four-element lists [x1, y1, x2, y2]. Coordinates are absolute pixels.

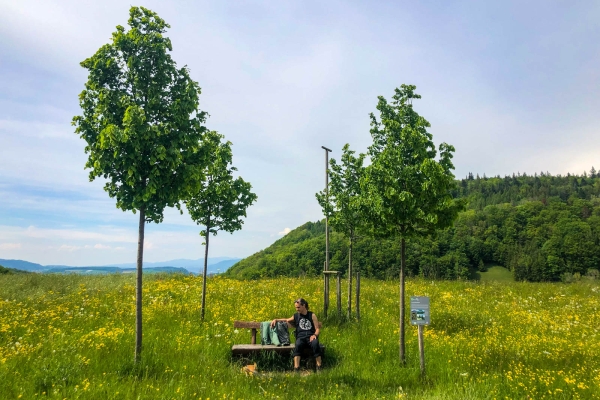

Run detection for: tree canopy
[[73, 7, 208, 221], [362, 85, 463, 240]]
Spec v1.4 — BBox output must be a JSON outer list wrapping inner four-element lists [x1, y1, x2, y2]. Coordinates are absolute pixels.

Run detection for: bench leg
[[251, 328, 257, 345]]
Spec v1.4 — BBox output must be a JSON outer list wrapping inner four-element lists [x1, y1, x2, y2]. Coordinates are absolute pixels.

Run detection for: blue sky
[[1, 0, 599, 266]]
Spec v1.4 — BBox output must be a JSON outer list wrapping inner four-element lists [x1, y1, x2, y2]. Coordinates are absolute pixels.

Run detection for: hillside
[[227, 171, 600, 281]]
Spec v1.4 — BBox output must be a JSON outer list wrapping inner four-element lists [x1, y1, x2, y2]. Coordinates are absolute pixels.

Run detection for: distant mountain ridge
[[0, 257, 241, 275], [45, 266, 190, 275]]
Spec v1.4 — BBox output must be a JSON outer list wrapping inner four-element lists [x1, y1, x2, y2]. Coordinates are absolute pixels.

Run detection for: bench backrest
[[234, 320, 323, 329], [234, 320, 323, 345]]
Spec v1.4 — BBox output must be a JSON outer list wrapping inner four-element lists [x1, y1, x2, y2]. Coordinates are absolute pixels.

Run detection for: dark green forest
[[0, 265, 27, 275], [226, 170, 600, 281]]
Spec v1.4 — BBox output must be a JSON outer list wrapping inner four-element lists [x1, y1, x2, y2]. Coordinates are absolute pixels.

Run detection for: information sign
[[410, 296, 430, 326]]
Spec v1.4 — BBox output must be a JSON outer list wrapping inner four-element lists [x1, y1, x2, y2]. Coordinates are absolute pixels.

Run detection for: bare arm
[[310, 313, 320, 342], [270, 316, 294, 328]]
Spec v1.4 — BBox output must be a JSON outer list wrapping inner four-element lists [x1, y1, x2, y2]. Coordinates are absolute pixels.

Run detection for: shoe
[[315, 366, 322, 373], [293, 368, 300, 374]]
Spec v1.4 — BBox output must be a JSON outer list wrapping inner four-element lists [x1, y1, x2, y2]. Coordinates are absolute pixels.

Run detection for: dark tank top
[[294, 311, 315, 339]]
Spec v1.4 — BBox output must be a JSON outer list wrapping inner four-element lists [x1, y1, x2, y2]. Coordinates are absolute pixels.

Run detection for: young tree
[[316, 144, 366, 319], [362, 85, 463, 364], [185, 131, 257, 320], [72, 7, 209, 362]]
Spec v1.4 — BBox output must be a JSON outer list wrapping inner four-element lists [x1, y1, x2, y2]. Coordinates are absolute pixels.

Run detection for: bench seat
[[231, 344, 295, 355]]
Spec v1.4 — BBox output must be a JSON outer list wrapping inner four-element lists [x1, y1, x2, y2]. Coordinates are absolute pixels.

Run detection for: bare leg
[[294, 356, 301, 369], [316, 356, 322, 367]]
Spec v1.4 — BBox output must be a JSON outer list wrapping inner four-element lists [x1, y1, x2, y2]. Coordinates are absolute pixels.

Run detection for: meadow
[[0, 273, 598, 399]]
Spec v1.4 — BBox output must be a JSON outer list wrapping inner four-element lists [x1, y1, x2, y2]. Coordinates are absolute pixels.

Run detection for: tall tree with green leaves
[[185, 131, 257, 320], [316, 144, 366, 318], [362, 85, 463, 363], [72, 7, 209, 362]]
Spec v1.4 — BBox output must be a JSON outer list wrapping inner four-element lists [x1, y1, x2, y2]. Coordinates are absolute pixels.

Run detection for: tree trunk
[[201, 222, 210, 320], [135, 206, 145, 363], [399, 237, 406, 364], [347, 236, 353, 319]]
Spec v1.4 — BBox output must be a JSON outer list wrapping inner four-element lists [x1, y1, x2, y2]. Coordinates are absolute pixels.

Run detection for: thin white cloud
[[0, 119, 76, 140], [0, 243, 21, 250], [57, 245, 80, 252], [20, 225, 137, 243], [278, 227, 291, 236], [93, 244, 110, 249]]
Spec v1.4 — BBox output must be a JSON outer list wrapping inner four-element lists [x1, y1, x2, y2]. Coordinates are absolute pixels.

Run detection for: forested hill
[[226, 171, 600, 281], [455, 170, 600, 210]]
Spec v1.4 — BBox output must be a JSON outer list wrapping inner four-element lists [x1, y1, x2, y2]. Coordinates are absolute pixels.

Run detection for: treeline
[[455, 169, 600, 210], [227, 171, 600, 281], [0, 265, 28, 275]]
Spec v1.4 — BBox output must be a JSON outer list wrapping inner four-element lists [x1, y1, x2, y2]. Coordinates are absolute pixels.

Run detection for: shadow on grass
[[116, 357, 167, 380], [230, 345, 341, 373], [34, 363, 80, 394], [433, 312, 489, 336], [322, 312, 356, 328]]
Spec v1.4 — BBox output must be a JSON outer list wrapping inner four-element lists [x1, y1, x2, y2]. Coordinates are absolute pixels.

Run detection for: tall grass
[[477, 266, 514, 282], [1, 273, 598, 399]]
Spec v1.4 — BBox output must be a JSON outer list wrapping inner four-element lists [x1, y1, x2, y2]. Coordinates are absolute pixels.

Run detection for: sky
[[1, 0, 599, 266]]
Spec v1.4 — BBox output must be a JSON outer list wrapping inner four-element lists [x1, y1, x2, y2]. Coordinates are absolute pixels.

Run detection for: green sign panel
[[410, 296, 430, 326]]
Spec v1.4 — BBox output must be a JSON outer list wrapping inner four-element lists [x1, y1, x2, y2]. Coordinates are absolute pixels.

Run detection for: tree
[[362, 85, 463, 363], [185, 131, 257, 320], [316, 144, 366, 318], [72, 7, 209, 362]]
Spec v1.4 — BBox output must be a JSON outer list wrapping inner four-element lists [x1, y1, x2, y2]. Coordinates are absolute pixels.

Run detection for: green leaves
[[73, 6, 209, 223], [364, 85, 463, 239], [184, 131, 257, 236], [316, 144, 366, 240]]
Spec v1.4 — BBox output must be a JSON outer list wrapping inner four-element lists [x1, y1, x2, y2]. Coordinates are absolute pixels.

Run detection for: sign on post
[[410, 296, 430, 325], [410, 296, 430, 375]]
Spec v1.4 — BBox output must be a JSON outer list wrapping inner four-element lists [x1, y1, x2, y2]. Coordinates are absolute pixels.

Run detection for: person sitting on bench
[[271, 298, 322, 372]]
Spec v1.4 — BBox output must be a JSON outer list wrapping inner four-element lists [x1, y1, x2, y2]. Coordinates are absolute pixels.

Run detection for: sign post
[[410, 296, 430, 375]]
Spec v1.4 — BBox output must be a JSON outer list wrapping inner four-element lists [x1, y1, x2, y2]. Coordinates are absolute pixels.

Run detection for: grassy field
[[476, 266, 514, 282], [0, 273, 598, 399]]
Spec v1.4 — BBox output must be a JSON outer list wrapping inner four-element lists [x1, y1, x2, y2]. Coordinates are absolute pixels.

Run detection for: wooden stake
[[336, 272, 341, 316], [356, 271, 361, 321], [323, 261, 328, 318], [418, 325, 425, 375], [323, 270, 339, 318]]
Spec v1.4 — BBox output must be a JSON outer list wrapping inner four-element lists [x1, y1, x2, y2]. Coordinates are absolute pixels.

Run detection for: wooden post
[[324, 270, 339, 318], [336, 272, 341, 316], [323, 261, 328, 318], [326, 274, 330, 316], [418, 325, 425, 375], [347, 240, 352, 319], [322, 146, 332, 320], [356, 271, 361, 321]]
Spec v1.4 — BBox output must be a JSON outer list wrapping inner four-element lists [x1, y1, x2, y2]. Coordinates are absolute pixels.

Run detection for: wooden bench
[[232, 320, 324, 356]]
